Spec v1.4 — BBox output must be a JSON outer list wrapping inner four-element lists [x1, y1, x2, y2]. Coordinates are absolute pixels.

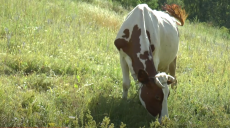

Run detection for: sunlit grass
[[0, 0, 230, 127]]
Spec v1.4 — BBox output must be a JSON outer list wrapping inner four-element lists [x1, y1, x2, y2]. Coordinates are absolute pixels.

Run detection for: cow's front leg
[[120, 57, 130, 99], [169, 56, 177, 89]]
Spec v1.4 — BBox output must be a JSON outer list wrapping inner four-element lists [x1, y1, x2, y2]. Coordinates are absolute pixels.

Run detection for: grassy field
[[0, 0, 230, 127]]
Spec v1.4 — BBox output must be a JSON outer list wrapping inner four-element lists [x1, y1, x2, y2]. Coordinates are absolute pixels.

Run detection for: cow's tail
[[162, 4, 188, 26]]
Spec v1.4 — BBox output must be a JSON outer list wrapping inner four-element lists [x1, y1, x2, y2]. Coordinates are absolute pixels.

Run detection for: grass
[[0, 0, 230, 127]]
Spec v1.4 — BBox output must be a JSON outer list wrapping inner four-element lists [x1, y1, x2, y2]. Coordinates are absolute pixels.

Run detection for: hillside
[[0, 0, 230, 127]]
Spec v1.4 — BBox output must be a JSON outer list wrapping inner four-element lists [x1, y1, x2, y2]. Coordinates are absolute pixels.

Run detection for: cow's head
[[137, 69, 175, 123]]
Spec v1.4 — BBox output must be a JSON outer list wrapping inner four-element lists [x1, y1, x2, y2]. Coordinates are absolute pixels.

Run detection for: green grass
[[0, 0, 230, 127]]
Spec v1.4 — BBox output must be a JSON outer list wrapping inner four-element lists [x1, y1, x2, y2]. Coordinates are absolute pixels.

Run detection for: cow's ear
[[166, 75, 175, 85], [167, 80, 173, 85], [138, 69, 149, 84]]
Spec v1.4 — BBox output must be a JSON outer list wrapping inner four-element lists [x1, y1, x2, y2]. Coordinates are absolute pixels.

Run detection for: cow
[[114, 4, 187, 122]]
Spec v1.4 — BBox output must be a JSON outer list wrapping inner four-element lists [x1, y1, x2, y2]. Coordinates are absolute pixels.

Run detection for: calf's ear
[[138, 69, 149, 84]]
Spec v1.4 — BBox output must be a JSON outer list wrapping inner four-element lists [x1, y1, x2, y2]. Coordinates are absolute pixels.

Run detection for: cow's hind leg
[[169, 56, 177, 89], [120, 56, 130, 99]]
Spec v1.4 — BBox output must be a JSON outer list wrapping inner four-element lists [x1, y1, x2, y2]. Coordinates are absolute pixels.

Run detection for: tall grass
[[0, 0, 230, 127]]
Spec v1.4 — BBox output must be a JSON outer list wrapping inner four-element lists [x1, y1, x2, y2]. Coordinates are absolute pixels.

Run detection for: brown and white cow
[[114, 4, 187, 122]]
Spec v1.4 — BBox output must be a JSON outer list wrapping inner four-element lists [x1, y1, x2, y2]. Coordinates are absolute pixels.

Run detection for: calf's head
[[137, 69, 175, 122]]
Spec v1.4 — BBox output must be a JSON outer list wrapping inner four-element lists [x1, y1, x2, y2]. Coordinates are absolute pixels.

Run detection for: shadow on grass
[[87, 94, 155, 127]]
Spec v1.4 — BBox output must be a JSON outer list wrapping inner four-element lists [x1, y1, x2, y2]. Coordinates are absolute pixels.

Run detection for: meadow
[[0, 0, 230, 127]]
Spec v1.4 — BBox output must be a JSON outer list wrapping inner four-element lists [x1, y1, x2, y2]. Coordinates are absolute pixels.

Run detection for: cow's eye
[[155, 95, 161, 101]]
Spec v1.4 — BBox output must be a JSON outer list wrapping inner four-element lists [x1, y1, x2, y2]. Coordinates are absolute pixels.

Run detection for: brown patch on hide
[[146, 30, 151, 44], [114, 25, 157, 76], [122, 29, 129, 39], [140, 50, 156, 77], [146, 30, 155, 52]]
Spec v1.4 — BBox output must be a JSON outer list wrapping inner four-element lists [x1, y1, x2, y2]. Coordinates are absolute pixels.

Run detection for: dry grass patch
[[77, 2, 124, 31]]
